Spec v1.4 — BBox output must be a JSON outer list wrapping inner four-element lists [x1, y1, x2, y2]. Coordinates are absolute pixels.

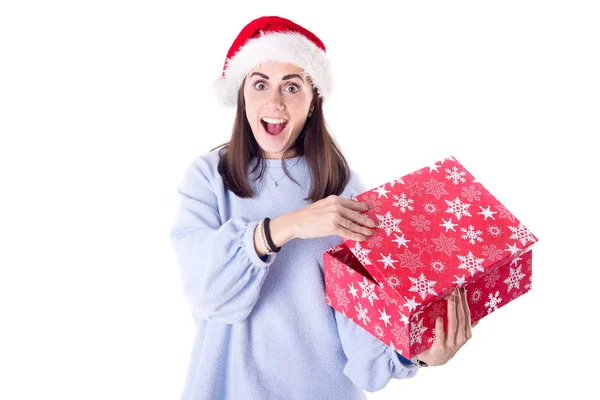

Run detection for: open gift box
[[323, 156, 538, 359]]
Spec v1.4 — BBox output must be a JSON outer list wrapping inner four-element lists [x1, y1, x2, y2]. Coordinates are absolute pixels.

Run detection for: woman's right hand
[[288, 195, 378, 242]]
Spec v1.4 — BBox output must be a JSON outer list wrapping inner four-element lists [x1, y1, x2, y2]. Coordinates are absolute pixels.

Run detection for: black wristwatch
[[410, 356, 428, 367]]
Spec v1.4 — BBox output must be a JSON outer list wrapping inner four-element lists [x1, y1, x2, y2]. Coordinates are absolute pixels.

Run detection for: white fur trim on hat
[[213, 31, 333, 107]]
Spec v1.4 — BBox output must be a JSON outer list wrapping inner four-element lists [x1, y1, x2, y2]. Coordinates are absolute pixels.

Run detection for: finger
[[340, 208, 378, 235], [460, 287, 473, 340], [340, 196, 370, 212], [446, 289, 458, 347], [337, 217, 370, 242], [433, 317, 445, 346], [455, 287, 466, 345]]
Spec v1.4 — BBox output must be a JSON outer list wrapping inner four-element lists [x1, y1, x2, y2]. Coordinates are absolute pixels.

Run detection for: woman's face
[[243, 62, 314, 159]]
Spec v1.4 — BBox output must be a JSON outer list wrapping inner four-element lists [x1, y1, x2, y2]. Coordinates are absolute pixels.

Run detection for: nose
[[265, 88, 285, 111]]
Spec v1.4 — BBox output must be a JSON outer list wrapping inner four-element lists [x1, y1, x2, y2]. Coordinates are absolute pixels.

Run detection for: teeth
[[262, 117, 287, 124]]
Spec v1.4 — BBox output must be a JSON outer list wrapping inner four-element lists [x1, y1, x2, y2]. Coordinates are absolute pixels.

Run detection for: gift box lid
[[342, 156, 538, 311]]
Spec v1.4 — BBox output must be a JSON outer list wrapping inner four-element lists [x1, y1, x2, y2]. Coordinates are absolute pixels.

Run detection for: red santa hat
[[213, 16, 333, 107]]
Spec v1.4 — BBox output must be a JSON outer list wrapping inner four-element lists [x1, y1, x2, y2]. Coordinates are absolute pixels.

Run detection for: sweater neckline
[[252, 155, 306, 169]]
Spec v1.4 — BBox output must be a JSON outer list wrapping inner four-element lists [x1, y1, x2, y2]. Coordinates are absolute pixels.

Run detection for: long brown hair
[[210, 82, 350, 203]]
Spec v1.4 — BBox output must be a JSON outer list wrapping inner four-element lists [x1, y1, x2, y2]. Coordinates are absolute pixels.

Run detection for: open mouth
[[261, 117, 288, 136]]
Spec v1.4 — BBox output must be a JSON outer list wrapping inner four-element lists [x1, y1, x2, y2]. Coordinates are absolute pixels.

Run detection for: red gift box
[[323, 156, 538, 359]]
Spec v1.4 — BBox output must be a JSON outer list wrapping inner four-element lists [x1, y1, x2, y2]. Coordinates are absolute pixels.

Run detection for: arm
[[168, 157, 277, 324], [334, 310, 419, 393], [332, 169, 419, 391]]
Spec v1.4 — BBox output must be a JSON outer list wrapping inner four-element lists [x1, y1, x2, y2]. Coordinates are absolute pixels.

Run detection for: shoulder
[[191, 150, 221, 174], [342, 167, 368, 199], [179, 150, 223, 189]]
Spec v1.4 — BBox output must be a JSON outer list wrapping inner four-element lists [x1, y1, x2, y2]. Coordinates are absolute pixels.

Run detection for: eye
[[286, 84, 300, 94], [253, 81, 267, 90]]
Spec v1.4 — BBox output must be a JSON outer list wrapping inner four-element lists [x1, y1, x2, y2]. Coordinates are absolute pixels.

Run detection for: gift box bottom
[[324, 246, 533, 358]]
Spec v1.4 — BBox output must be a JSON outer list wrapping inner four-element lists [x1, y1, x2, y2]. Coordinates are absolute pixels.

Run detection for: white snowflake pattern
[[334, 284, 351, 311], [386, 274, 401, 288], [363, 194, 383, 213], [428, 329, 436, 344], [410, 214, 431, 232], [410, 317, 428, 345], [427, 302, 446, 324], [351, 241, 373, 266], [422, 177, 448, 199], [374, 185, 390, 198], [423, 202, 437, 214], [482, 244, 504, 262], [325, 245, 343, 254], [460, 225, 484, 245], [366, 233, 384, 249], [392, 193, 414, 212], [413, 237, 433, 255], [403, 296, 421, 312], [445, 166, 467, 185], [505, 243, 521, 257], [496, 205, 516, 222], [391, 322, 410, 350], [354, 302, 371, 325], [508, 223, 536, 246], [453, 275, 467, 286], [504, 264, 526, 292], [470, 289, 482, 303], [389, 177, 405, 187], [358, 277, 380, 306], [373, 324, 385, 338], [378, 253, 397, 269], [484, 269, 501, 288], [440, 217, 458, 232], [431, 233, 460, 256], [398, 249, 425, 274], [379, 286, 399, 306], [456, 251, 485, 276], [478, 205, 497, 220], [348, 282, 359, 299], [398, 311, 410, 326], [405, 180, 423, 196], [392, 233, 410, 248], [484, 291, 502, 314], [461, 185, 481, 202], [330, 258, 347, 278], [428, 162, 441, 172], [487, 225, 502, 237], [445, 197, 472, 220], [408, 273, 438, 300], [376, 211, 402, 236], [430, 260, 446, 273], [378, 308, 392, 327]]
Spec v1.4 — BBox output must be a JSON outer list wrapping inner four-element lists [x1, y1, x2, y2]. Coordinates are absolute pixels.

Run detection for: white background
[[1, 1, 598, 399]]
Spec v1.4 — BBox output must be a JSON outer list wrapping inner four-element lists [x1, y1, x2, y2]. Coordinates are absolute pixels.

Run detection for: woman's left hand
[[415, 287, 477, 366]]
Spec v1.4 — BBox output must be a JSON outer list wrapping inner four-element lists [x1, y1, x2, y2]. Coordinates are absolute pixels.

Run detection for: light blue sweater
[[168, 151, 419, 400]]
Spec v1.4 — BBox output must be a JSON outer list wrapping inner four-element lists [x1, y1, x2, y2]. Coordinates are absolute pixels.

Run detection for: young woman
[[169, 15, 474, 400]]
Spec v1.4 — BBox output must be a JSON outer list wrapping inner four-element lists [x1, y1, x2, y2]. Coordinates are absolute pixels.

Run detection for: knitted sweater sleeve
[[334, 170, 419, 392], [168, 156, 276, 324]]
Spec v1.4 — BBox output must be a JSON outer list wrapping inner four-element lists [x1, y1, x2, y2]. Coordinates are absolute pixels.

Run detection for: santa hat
[[213, 16, 333, 107]]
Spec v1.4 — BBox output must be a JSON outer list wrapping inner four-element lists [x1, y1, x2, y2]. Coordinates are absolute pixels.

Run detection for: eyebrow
[[250, 72, 304, 83]]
